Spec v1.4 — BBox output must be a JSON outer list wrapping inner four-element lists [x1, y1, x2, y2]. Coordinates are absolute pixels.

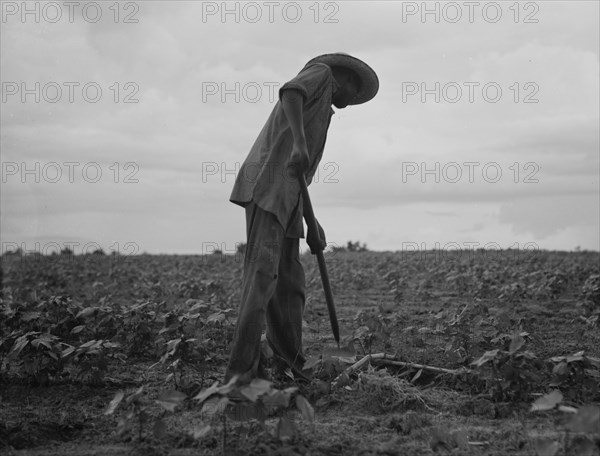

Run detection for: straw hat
[[306, 52, 379, 105]]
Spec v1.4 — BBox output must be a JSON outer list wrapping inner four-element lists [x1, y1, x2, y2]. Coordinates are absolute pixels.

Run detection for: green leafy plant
[[192, 377, 314, 452], [437, 303, 478, 363], [105, 387, 187, 442], [152, 303, 232, 390], [471, 330, 544, 401], [353, 309, 393, 354], [530, 390, 600, 456], [548, 351, 600, 403], [68, 339, 124, 385], [116, 300, 164, 357], [6, 331, 71, 385], [35, 296, 83, 340], [580, 274, 599, 323], [153, 336, 208, 391], [71, 304, 120, 341]]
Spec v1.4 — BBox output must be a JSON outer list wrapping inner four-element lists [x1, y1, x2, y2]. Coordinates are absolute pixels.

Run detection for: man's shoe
[[272, 357, 313, 383]]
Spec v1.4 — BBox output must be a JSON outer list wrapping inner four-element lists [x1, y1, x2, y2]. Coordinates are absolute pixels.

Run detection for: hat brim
[[306, 53, 379, 105]]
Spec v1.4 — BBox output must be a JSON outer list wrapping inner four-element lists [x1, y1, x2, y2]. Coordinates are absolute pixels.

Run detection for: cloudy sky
[[1, 0, 598, 255]]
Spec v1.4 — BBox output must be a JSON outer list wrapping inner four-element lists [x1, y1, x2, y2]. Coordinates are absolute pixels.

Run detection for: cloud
[[498, 195, 599, 239], [1, 1, 598, 252]]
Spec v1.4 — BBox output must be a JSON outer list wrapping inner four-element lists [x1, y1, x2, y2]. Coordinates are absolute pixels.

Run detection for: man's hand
[[307, 219, 326, 254], [287, 140, 309, 179]]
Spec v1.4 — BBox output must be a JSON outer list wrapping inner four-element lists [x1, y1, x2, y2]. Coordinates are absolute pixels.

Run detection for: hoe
[[298, 174, 340, 348]]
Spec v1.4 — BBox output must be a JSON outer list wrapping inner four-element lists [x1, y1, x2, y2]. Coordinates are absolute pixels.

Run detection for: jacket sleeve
[[278, 63, 333, 104]]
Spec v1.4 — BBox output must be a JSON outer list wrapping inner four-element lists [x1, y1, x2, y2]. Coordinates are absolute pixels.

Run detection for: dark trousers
[[225, 201, 306, 383]]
